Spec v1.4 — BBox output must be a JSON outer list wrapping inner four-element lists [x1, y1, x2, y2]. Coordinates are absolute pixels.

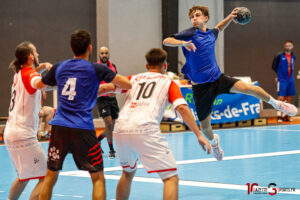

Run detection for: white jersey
[[4, 67, 41, 143], [114, 72, 187, 134]]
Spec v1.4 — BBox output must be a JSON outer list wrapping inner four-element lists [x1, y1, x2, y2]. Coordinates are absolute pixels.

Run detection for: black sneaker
[[109, 150, 116, 158]]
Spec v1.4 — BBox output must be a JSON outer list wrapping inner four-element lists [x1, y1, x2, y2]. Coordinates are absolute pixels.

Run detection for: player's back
[[51, 59, 102, 130], [4, 67, 41, 142], [114, 72, 172, 133]]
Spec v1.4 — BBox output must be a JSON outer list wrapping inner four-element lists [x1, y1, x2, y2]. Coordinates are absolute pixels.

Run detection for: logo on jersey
[[102, 109, 107, 113], [130, 102, 137, 108], [34, 158, 39, 164], [49, 146, 60, 161]]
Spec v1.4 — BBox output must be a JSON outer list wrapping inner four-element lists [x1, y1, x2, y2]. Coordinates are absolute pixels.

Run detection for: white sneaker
[[274, 101, 298, 117], [211, 134, 224, 161]]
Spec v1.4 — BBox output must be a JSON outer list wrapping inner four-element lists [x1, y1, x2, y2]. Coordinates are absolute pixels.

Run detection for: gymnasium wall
[[108, 0, 162, 107], [224, 0, 300, 107], [0, 0, 97, 116]]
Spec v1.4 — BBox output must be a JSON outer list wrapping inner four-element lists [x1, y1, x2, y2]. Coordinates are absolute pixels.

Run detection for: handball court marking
[[60, 149, 300, 195]]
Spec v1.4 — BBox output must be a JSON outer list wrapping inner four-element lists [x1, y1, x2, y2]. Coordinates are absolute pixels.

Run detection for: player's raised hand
[[39, 62, 53, 71], [183, 41, 196, 52], [197, 135, 211, 155], [231, 7, 239, 23]]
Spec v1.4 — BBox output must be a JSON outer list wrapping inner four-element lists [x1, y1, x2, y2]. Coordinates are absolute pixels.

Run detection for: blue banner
[[180, 86, 260, 125]]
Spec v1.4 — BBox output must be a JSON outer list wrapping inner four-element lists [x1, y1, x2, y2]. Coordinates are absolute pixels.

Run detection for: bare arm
[[163, 37, 196, 52], [215, 8, 238, 31], [35, 62, 52, 74], [97, 83, 116, 96], [176, 104, 211, 154], [111, 74, 132, 90]]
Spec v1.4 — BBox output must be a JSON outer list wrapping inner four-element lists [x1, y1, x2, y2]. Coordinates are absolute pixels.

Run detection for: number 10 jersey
[[114, 72, 187, 134]]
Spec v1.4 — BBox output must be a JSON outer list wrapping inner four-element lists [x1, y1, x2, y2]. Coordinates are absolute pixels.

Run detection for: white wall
[[108, 0, 162, 105], [178, 0, 224, 72], [108, 0, 162, 76]]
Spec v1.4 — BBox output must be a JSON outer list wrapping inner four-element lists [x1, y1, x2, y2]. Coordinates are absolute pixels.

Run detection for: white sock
[[210, 136, 218, 146], [267, 96, 278, 108], [42, 131, 48, 136]]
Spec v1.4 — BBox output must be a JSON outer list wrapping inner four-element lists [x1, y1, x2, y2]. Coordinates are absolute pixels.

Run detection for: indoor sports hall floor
[[1, 124, 300, 199]]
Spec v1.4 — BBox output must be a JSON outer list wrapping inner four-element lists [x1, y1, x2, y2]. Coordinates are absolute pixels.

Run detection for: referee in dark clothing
[[96, 46, 119, 158]]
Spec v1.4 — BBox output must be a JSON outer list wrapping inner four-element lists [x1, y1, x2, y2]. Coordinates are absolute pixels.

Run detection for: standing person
[[272, 40, 296, 122], [99, 48, 210, 200], [4, 41, 51, 200], [32, 29, 132, 200], [163, 6, 298, 161], [96, 46, 118, 158]]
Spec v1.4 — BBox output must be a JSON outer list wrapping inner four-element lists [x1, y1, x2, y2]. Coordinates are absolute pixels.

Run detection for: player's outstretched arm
[[215, 7, 238, 31], [176, 104, 211, 154], [36, 62, 52, 74], [111, 74, 132, 90], [97, 83, 116, 96], [163, 37, 196, 52]]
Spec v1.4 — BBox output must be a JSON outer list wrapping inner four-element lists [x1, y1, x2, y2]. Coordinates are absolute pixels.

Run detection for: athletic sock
[[268, 96, 278, 108], [108, 142, 114, 151], [210, 136, 218, 147], [98, 134, 105, 142]]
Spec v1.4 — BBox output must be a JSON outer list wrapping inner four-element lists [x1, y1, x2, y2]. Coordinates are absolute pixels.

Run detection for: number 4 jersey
[[114, 72, 187, 134], [4, 67, 41, 142], [42, 59, 116, 130]]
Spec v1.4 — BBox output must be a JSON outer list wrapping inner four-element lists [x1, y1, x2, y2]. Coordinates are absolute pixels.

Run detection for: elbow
[[163, 38, 170, 46], [176, 104, 188, 115], [124, 82, 132, 90]]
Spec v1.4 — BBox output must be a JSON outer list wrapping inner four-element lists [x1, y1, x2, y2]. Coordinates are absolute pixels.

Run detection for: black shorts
[[47, 125, 103, 172], [192, 74, 239, 121], [97, 96, 119, 119]]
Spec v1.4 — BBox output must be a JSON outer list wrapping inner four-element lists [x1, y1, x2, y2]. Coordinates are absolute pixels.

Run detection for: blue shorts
[[277, 81, 296, 96]]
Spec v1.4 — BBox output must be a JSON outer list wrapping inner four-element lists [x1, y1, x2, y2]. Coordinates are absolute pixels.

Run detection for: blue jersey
[[272, 52, 296, 82], [172, 27, 222, 84], [42, 59, 116, 130]]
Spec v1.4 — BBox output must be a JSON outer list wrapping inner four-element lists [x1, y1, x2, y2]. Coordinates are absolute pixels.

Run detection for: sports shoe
[[274, 101, 298, 117], [211, 134, 224, 161], [109, 150, 116, 158]]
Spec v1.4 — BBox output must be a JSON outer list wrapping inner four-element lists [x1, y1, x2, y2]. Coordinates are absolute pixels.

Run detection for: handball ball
[[234, 7, 251, 25]]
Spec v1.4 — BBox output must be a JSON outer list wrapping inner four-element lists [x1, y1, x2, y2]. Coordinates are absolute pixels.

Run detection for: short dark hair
[[284, 40, 293, 45], [70, 29, 91, 56], [145, 48, 167, 67], [9, 41, 33, 73]]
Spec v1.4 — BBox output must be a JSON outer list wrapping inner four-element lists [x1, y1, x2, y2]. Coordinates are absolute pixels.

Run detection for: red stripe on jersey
[[21, 67, 40, 95], [148, 168, 177, 173], [19, 176, 45, 182], [168, 81, 183, 104]]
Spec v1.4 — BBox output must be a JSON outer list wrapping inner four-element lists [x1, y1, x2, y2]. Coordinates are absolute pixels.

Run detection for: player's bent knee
[[159, 170, 178, 181], [162, 174, 179, 184]]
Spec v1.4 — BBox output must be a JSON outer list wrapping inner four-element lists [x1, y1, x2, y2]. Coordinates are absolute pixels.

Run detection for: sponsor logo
[[49, 146, 60, 161]]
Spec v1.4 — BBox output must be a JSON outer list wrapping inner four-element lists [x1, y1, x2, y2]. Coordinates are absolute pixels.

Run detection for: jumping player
[[96, 46, 118, 158], [163, 6, 298, 161], [99, 48, 210, 200], [32, 30, 132, 200], [4, 41, 51, 200]]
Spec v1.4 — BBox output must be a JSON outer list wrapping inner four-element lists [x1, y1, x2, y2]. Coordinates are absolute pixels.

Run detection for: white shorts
[[5, 138, 47, 181], [114, 132, 177, 180]]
